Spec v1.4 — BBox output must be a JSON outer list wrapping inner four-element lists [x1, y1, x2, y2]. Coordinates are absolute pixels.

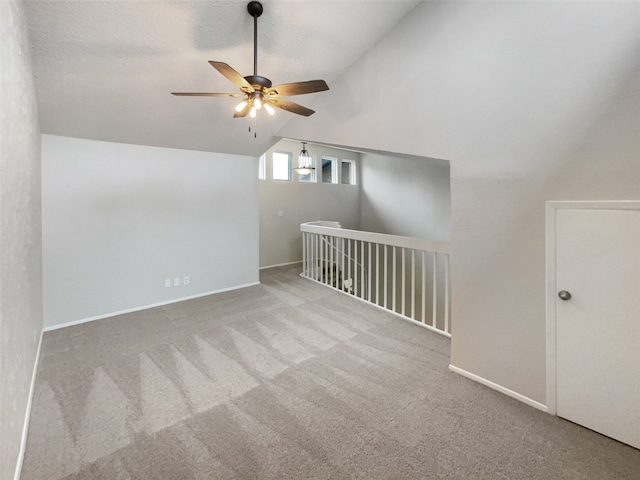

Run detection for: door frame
[[545, 200, 640, 415]]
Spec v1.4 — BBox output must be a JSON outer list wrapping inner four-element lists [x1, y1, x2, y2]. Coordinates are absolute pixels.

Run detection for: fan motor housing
[[244, 75, 272, 90]]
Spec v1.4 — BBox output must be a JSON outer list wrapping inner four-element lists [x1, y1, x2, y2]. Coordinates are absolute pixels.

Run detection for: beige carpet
[[21, 264, 640, 479]]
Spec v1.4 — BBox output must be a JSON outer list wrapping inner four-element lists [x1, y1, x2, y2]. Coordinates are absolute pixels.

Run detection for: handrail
[[301, 222, 451, 255], [304, 221, 342, 228]]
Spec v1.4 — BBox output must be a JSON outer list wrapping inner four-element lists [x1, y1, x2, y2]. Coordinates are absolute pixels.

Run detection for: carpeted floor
[[21, 264, 640, 479]]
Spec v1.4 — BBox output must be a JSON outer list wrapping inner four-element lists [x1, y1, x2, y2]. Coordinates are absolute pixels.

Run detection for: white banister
[[300, 221, 451, 337], [301, 223, 451, 254]]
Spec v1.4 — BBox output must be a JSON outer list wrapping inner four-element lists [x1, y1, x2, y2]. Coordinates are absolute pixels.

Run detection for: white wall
[[0, 1, 43, 478], [280, 1, 640, 405], [360, 151, 450, 241], [42, 135, 258, 328], [259, 139, 360, 268]]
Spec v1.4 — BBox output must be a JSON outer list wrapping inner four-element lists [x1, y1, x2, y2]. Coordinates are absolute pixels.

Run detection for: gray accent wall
[[360, 151, 450, 241], [42, 135, 259, 328], [279, 1, 640, 405], [0, 1, 44, 478]]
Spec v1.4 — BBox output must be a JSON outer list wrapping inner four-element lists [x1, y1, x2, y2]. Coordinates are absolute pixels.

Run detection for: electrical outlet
[[183, 276, 190, 285], [278, 210, 284, 217], [173, 277, 180, 286], [165, 279, 171, 288]]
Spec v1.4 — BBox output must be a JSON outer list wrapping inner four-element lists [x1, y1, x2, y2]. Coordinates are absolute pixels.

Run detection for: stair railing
[[315, 234, 367, 296], [301, 221, 452, 337]]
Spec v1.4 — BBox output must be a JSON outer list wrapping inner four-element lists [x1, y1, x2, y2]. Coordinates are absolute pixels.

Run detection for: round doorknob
[[558, 290, 572, 301]]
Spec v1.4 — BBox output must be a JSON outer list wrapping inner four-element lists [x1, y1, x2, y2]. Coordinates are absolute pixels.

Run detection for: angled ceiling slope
[[26, 0, 421, 157]]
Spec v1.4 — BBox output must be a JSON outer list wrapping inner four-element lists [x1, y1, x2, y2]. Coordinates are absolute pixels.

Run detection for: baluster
[[320, 235, 324, 283], [360, 240, 365, 299], [392, 246, 397, 313], [341, 238, 345, 291], [375, 243, 380, 305], [444, 254, 450, 334], [368, 242, 372, 302], [411, 249, 416, 320], [329, 236, 334, 287], [401, 248, 406, 316], [348, 239, 352, 293], [422, 250, 426, 323], [384, 245, 388, 309], [432, 252, 437, 328], [354, 240, 358, 297], [302, 232, 306, 276], [325, 236, 329, 285]]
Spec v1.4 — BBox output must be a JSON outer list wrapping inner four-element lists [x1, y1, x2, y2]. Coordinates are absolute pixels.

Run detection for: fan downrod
[[247, 1, 263, 18]]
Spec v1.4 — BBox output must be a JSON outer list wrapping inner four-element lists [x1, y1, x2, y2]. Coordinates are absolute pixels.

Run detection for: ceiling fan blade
[[209, 61, 254, 92], [233, 102, 251, 118], [266, 80, 329, 97], [171, 92, 243, 97], [269, 98, 315, 117]]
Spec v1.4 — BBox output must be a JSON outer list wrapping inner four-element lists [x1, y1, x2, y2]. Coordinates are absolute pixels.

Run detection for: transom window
[[272, 152, 292, 181], [322, 157, 337, 184], [341, 160, 356, 185]]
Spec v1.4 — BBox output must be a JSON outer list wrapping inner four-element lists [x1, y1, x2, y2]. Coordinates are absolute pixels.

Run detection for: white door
[[555, 207, 640, 449]]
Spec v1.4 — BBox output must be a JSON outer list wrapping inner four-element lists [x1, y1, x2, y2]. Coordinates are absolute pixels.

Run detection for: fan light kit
[[172, 1, 329, 118]]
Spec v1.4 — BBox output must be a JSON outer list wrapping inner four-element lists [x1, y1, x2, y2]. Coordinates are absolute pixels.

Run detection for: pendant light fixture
[[295, 142, 315, 175]]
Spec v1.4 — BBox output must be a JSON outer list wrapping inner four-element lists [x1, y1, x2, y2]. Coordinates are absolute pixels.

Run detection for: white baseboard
[[14, 329, 43, 480], [43, 282, 261, 332], [259, 260, 302, 270], [448, 364, 548, 413]]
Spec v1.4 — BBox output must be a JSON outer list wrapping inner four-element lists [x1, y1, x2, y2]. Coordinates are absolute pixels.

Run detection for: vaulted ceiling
[[25, 0, 421, 156]]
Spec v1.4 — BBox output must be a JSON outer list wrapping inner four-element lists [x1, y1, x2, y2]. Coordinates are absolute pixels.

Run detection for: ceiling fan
[[172, 1, 329, 118]]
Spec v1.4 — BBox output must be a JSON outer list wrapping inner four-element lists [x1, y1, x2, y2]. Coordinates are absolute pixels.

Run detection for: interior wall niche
[[259, 139, 361, 268], [259, 138, 451, 268]]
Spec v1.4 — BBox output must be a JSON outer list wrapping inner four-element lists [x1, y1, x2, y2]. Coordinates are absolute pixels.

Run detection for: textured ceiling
[[25, 0, 421, 156]]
